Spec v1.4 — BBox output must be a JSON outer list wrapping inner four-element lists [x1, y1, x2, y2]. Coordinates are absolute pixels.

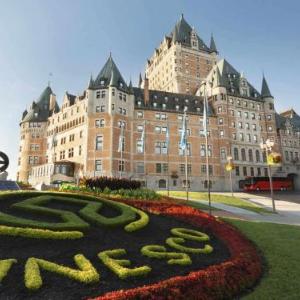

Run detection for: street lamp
[[260, 139, 276, 212]]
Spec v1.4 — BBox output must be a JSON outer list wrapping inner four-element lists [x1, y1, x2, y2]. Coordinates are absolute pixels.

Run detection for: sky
[[0, 0, 299, 180]]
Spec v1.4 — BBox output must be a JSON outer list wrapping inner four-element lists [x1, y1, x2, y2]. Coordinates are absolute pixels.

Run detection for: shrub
[[170, 228, 210, 242], [166, 237, 213, 254], [124, 206, 149, 232], [0, 259, 17, 282], [98, 249, 151, 280], [84, 177, 141, 191], [25, 254, 99, 290], [141, 245, 192, 265], [0, 225, 83, 239]]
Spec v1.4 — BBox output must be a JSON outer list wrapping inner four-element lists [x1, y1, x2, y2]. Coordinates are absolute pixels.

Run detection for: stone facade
[[17, 15, 300, 191]]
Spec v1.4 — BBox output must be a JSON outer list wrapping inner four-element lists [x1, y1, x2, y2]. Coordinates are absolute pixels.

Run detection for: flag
[[140, 123, 145, 153], [179, 113, 187, 150], [118, 124, 124, 152], [203, 96, 208, 136], [166, 125, 170, 150]]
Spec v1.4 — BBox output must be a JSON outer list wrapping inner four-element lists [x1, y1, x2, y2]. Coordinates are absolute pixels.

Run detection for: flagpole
[[143, 120, 147, 187], [203, 82, 212, 215], [119, 123, 124, 179], [167, 121, 170, 197], [184, 109, 189, 201]]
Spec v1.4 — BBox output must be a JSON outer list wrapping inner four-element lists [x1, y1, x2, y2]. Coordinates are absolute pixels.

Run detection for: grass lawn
[[225, 219, 300, 300], [158, 191, 271, 214]]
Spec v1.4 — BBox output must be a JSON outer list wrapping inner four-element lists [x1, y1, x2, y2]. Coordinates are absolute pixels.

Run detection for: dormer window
[[137, 101, 142, 107], [154, 95, 157, 99], [119, 82, 123, 88], [185, 99, 189, 103], [162, 103, 166, 109], [176, 105, 179, 111], [100, 80, 105, 85], [153, 102, 157, 108], [164, 96, 168, 101]]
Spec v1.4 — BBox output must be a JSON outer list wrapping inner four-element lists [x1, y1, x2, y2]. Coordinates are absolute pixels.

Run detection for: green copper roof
[[209, 34, 218, 53], [21, 86, 55, 123], [93, 55, 127, 90], [261, 75, 273, 98], [170, 14, 210, 52]]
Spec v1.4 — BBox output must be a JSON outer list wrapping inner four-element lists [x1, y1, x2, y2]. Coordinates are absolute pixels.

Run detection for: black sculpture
[[0, 151, 9, 173]]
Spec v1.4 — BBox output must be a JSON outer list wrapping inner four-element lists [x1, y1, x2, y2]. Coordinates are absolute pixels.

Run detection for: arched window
[[158, 179, 166, 189], [256, 150, 260, 162], [248, 149, 253, 162], [241, 148, 246, 161], [262, 151, 267, 162], [234, 148, 239, 160]]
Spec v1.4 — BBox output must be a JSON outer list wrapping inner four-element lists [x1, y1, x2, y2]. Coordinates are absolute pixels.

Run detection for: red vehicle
[[241, 177, 293, 192]]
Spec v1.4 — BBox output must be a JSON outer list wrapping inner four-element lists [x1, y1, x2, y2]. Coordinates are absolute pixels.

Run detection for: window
[[247, 134, 251, 142], [268, 126, 273, 132], [263, 151, 267, 162], [239, 133, 244, 141], [238, 122, 243, 129], [118, 160, 125, 172], [155, 126, 161, 134], [245, 123, 250, 130], [251, 113, 256, 120], [241, 148, 246, 161], [220, 148, 226, 160], [68, 148, 74, 158], [255, 150, 260, 162], [201, 165, 213, 175], [158, 179, 167, 188], [136, 162, 144, 173], [232, 133, 237, 140], [250, 167, 254, 176], [238, 111, 242, 117], [156, 163, 168, 174], [180, 164, 192, 175], [96, 106, 100, 112], [252, 124, 257, 131], [136, 140, 144, 153], [233, 148, 239, 160], [155, 142, 167, 154], [264, 168, 268, 177], [235, 166, 240, 176], [231, 121, 236, 128], [219, 130, 224, 138], [244, 112, 249, 119], [253, 135, 258, 143], [267, 115, 272, 120], [217, 106, 222, 113], [100, 105, 105, 112], [248, 149, 253, 162], [80, 130, 83, 138], [243, 166, 247, 176], [95, 136, 103, 150], [95, 119, 105, 127], [59, 151, 65, 160], [137, 111, 144, 118], [69, 134, 75, 142], [95, 160, 102, 171], [285, 151, 289, 161], [179, 143, 191, 156], [79, 145, 82, 156], [137, 125, 144, 132], [257, 167, 261, 176]]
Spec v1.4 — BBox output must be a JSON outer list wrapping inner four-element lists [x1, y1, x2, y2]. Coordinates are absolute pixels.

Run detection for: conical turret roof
[[93, 54, 127, 90], [210, 34, 218, 53], [261, 75, 273, 98]]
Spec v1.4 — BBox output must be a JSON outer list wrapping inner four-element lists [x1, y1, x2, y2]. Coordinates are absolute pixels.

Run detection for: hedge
[[141, 245, 192, 265], [25, 254, 99, 290], [166, 237, 213, 254], [98, 249, 151, 280], [84, 177, 141, 191], [170, 227, 210, 242], [0, 259, 17, 282], [0, 225, 83, 239]]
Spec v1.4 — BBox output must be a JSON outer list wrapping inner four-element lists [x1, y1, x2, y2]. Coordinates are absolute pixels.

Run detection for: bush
[[170, 228, 210, 242], [124, 206, 149, 232], [84, 177, 141, 191], [98, 249, 151, 280], [0, 225, 83, 239], [25, 254, 99, 290], [166, 237, 213, 254], [0, 259, 17, 282], [141, 245, 191, 265]]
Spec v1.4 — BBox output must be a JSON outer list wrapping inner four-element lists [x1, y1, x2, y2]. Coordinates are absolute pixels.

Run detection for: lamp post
[[260, 139, 276, 212], [226, 155, 234, 197]]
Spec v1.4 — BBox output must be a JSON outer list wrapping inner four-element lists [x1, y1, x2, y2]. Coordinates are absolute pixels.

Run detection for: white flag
[[117, 124, 124, 152], [179, 113, 187, 150]]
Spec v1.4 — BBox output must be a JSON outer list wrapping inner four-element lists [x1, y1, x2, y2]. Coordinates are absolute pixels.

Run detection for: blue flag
[[179, 113, 187, 150]]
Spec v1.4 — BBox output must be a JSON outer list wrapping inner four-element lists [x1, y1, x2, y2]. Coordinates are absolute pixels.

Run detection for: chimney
[[144, 75, 149, 105]]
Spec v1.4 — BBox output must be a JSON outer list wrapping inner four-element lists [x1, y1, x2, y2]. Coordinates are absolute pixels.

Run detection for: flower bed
[[91, 200, 262, 300]]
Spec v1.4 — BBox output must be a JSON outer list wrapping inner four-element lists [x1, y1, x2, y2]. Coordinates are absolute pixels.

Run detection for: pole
[[184, 110, 189, 201], [266, 148, 276, 212], [167, 122, 170, 197], [203, 83, 212, 215], [143, 120, 147, 188], [229, 170, 233, 197], [119, 124, 124, 179]]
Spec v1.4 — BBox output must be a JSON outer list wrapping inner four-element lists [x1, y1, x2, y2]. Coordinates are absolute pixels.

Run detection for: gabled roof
[[206, 59, 261, 100], [261, 75, 273, 98], [276, 111, 300, 130], [91, 55, 128, 91], [21, 86, 55, 123], [170, 14, 210, 52]]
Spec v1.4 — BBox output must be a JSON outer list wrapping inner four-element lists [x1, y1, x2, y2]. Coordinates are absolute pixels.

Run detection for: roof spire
[[210, 34, 218, 53], [88, 73, 94, 89], [138, 73, 143, 88], [128, 78, 133, 94], [109, 68, 117, 86], [181, 13, 184, 20], [261, 74, 273, 98]]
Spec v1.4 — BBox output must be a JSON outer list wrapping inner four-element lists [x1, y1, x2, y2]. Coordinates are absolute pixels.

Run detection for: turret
[[209, 34, 218, 54]]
